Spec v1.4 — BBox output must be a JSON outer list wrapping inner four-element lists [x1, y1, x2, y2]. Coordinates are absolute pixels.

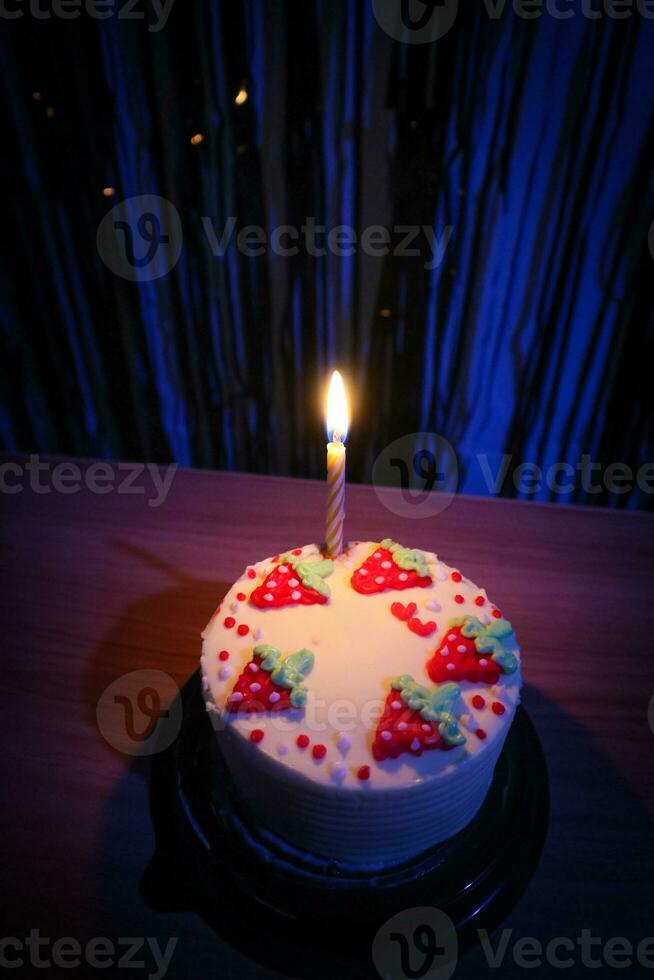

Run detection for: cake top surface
[[201, 540, 521, 791]]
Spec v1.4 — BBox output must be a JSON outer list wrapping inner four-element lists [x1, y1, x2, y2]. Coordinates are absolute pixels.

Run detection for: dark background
[[1, 0, 653, 507]]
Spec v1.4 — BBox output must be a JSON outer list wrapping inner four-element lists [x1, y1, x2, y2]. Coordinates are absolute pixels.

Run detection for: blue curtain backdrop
[[1, 1, 653, 507]]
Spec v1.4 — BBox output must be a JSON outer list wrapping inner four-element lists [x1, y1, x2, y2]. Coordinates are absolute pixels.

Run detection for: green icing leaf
[[450, 615, 519, 675], [253, 645, 315, 707], [380, 538, 431, 578], [281, 555, 334, 597], [390, 675, 466, 746]]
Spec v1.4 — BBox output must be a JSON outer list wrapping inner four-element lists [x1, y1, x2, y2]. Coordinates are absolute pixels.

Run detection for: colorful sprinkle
[[475, 596, 485, 606], [237, 624, 249, 636], [472, 695, 486, 710], [250, 729, 264, 743], [331, 762, 347, 782], [312, 743, 327, 760], [454, 594, 464, 604], [357, 765, 371, 781], [292, 548, 302, 555], [224, 616, 236, 628], [296, 734, 310, 749], [219, 666, 232, 681], [492, 609, 502, 618], [476, 728, 487, 740], [492, 701, 506, 716], [277, 742, 289, 756], [247, 568, 256, 579], [219, 650, 230, 661], [451, 571, 462, 582], [337, 733, 351, 753]]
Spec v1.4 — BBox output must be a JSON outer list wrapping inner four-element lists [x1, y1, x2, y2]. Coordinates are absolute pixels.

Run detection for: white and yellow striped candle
[[325, 370, 349, 557]]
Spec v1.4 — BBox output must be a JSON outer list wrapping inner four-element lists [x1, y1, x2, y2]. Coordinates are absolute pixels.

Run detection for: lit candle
[[325, 370, 349, 557]]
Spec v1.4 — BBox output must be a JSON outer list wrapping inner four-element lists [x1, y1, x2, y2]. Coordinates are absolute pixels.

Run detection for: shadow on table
[[88, 565, 654, 980]]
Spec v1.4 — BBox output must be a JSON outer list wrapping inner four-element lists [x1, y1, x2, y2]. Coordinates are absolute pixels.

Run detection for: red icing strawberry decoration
[[351, 539, 432, 595], [250, 555, 333, 609], [372, 676, 465, 761], [226, 645, 314, 713], [426, 615, 518, 685]]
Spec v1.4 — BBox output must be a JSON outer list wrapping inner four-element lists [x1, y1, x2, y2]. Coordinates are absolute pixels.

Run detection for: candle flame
[[326, 370, 349, 442]]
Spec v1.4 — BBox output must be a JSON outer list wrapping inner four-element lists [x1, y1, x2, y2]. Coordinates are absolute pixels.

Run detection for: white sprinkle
[[374, 551, 382, 558], [228, 692, 243, 703], [278, 565, 288, 574], [480, 612, 491, 625], [410, 738, 421, 751], [426, 598, 441, 611], [219, 666, 233, 681], [331, 762, 347, 783], [201, 676, 210, 692], [269, 691, 280, 703], [264, 593, 274, 602], [359, 568, 369, 576], [230, 601, 239, 613], [435, 566, 448, 581], [381, 731, 392, 741], [422, 723, 431, 732], [205, 701, 217, 713], [267, 580, 277, 589], [457, 644, 467, 654], [391, 700, 403, 710], [375, 576, 385, 585], [397, 721, 408, 731], [343, 558, 354, 568], [446, 663, 456, 672], [248, 662, 259, 672], [277, 742, 289, 756], [479, 658, 489, 667], [491, 685, 501, 696], [381, 561, 392, 569], [288, 578, 300, 588], [250, 682, 261, 693], [398, 572, 408, 582], [253, 627, 263, 640], [440, 646, 450, 657], [459, 713, 470, 726], [291, 590, 302, 600], [448, 633, 457, 641], [337, 733, 351, 753]]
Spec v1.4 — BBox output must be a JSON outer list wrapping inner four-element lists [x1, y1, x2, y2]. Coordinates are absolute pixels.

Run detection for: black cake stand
[[144, 670, 549, 978]]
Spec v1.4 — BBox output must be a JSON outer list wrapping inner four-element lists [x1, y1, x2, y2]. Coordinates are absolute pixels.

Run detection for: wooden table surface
[[2, 457, 654, 979]]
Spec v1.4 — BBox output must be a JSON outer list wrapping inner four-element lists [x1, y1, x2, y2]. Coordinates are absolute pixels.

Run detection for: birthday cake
[[201, 540, 521, 868]]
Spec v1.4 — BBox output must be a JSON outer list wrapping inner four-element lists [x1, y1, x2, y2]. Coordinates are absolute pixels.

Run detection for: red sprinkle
[[250, 729, 264, 743], [224, 617, 236, 629], [236, 592, 246, 602], [492, 702, 506, 716], [451, 571, 462, 582], [296, 734, 310, 749], [454, 594, 464, 604], [219, 650, 230, 661], [312, 743, 327, 759], [492, 609, 502, 618], [237, 624, 250, 636], [247, 568, 256, 579], [475, 596, 485, 606], [357, 765, 371, 781], [476, 728, 487, 740], [472, 695, 486, 710], [292, 548, 302, 556]]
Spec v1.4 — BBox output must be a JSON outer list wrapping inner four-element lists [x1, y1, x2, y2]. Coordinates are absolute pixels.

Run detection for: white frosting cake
[[201, 540, 521, 868]]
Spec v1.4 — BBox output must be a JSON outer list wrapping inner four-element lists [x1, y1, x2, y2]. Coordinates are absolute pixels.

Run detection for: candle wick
[[333, 432, 343, 445]]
